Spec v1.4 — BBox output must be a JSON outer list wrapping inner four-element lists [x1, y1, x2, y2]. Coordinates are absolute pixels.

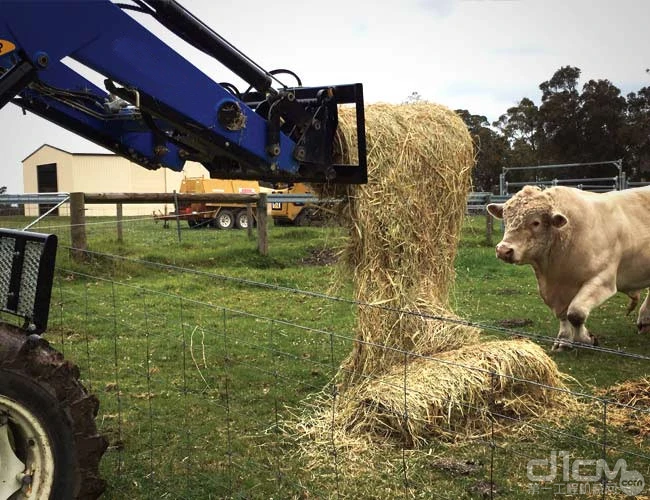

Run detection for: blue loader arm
[[0, 0, 367, 184]]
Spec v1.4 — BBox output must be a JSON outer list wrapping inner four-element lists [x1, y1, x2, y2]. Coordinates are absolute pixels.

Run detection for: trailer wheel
[[235, 209, 253, 230], [294, 209, 312, 226], [214, 209, 235, 230], [0, 326, 107, 499]]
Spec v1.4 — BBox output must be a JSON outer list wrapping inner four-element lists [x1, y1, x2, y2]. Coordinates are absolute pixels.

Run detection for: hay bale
[[339, 339, 573, 446], [334, 103, 480, 385], [292, 103, 575, 455], [598, 378, 650, 443]]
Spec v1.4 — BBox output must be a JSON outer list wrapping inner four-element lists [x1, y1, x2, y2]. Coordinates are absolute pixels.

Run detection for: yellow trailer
[[174, 177, 261, 229]]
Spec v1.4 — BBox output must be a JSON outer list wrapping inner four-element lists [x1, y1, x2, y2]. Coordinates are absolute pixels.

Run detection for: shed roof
[[22, 144, 115, 163]]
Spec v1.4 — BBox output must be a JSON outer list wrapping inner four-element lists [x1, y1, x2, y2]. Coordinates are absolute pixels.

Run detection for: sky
[[1, 0, 649, 192]]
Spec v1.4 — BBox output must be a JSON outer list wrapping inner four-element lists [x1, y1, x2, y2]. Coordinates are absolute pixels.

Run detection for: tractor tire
[[0, 323, 107, 500], [214, 209, 235, 230], [293, 209, 312, 227], [234, 209, 253, 230]]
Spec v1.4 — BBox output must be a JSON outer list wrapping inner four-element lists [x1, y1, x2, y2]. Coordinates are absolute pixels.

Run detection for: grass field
[[2, 214, 649, 499]]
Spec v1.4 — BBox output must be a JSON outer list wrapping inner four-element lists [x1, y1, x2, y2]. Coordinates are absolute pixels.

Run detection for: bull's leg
[[626, 290, 641, 315], [637, 289, 650, 334], [552, 319, 574, 351], [552, 318, 597, 351], [552, 276, 616, 351]]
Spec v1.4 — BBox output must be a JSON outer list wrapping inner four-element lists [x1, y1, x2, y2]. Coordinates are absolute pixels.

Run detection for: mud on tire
[[0, 322, 107, 499]]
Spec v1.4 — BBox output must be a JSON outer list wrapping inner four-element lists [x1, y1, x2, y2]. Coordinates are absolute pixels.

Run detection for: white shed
[[22, 144, 208, 216]]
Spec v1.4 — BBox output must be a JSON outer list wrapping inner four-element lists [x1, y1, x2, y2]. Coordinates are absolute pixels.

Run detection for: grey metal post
[[615, 159, 623, 189]]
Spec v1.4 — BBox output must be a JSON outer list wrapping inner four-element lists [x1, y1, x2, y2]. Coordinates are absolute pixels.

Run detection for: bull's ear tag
[[487, 203, 504, 219], [551, 213, 567, 228]]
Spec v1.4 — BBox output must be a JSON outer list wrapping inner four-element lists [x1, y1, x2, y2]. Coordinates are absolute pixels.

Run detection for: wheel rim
[[238, 214, 248, 228], [218, 213, 233, 228], [0, 395, 55, 499]]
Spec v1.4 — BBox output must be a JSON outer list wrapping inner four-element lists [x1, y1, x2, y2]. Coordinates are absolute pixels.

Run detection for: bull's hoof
[[638, 322, 650, 335], [551, 341, 572, 352], [589, 334, 599, 346]]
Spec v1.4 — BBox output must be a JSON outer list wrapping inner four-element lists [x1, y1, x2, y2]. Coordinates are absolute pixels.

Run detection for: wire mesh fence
[[1, 205, 649, 499]]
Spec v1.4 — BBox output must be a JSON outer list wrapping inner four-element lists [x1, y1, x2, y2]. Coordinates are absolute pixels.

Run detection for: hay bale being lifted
[[335, 102, 481, 386], [293, 103, 574, 460], [293, 102, 575, 451]]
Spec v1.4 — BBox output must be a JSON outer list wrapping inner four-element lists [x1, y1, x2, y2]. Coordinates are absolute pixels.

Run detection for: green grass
[[2, 214, 649, 499]]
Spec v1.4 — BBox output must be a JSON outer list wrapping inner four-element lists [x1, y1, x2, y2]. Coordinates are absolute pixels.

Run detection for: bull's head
[[487, 186, 567, 265]]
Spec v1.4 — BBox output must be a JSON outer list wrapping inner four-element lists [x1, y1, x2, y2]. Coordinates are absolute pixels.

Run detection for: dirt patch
[[468, 480, 499, 498], [431, 457, 481, 476], [497, 318, 534, 328], [300, 247, 338, 266]]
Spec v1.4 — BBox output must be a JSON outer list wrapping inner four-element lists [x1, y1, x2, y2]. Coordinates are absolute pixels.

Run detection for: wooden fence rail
[[66, 191, 503, 261], [83, 192, 260, 204], [69, 192, 268, 260]]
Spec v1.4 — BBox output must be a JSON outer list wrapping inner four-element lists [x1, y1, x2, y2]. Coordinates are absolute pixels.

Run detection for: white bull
[[486, 185, 650, 351]]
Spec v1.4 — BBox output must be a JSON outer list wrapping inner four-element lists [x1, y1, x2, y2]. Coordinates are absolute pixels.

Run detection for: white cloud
[[418, 0, 456, 17]]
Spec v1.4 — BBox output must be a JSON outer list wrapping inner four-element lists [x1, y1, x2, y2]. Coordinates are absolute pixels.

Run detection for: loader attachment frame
[[0, 228, 57, 335]]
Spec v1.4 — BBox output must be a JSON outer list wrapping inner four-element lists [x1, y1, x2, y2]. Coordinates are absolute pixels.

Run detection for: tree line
[[452, 66, 650, 192]]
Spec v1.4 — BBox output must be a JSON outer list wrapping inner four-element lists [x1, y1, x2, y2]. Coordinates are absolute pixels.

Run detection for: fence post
[[116, 203, 123, 243], [485, 212, 494, 247], [69, 192, 87, 261], [173, 190, 182, 243], [257, 194, 268, 256], [246, 203, 254, 239]]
